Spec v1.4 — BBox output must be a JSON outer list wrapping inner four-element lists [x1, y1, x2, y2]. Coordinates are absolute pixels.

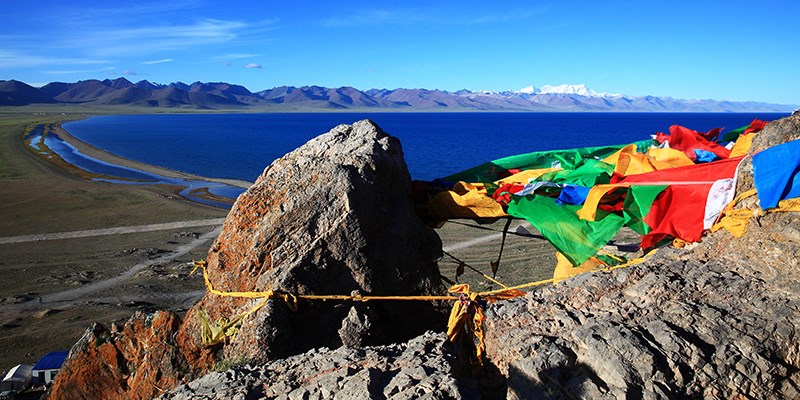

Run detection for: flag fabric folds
[[753, 139, 800, 209], [655, 125, 731, 161], [419, 118, 783, 269], [507, 195, 624, 266]]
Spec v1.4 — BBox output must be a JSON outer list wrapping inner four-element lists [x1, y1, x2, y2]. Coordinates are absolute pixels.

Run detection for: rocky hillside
[[1, 78, 796, 111], [50, 116, 800, 399]]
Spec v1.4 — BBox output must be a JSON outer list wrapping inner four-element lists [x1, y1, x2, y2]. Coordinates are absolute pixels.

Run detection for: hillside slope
[[2, 78, 796, 111]]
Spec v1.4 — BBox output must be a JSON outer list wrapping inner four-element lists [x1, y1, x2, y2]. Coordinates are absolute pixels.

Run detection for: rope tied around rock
[[189, 248, 656, 360]]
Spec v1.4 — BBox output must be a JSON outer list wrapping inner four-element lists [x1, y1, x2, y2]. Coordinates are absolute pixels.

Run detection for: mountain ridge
[[0, 78, 795, 112]]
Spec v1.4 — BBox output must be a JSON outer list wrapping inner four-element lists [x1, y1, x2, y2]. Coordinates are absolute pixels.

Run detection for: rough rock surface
[[51, 311, 188, 400], [159, 332, 480, 400], [51, 120, 447, 399], [176, 119, 446, 366], [483, 114, 800, 399]]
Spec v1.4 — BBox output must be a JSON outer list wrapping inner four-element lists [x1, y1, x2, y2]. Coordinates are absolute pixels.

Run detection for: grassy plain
[[0, 106, 228, 371]]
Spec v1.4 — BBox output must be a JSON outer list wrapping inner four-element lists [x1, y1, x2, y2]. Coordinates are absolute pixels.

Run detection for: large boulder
[[52, 119, 447, 399], [175, 119, 446, 367]]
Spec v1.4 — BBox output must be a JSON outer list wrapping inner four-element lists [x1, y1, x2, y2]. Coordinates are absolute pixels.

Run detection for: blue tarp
[[753, 139, 800, 209], [32, 351, 69, 371], [694, 149, 720, 163]]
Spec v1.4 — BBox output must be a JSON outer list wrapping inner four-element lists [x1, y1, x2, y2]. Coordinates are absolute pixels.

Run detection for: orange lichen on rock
[[50, 311, 189, 400]]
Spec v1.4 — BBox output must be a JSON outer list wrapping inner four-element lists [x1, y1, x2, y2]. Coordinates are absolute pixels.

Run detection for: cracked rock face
[[159, 332, 481, 400], [51, 312, 188, 400], [176, 120, 447, 367]]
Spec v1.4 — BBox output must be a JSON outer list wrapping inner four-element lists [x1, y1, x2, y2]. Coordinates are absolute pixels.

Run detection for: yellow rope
[[480, 278, 555, 296], [189, 186, 799, 353], [192, 260, 458, 303], [191, 246, 655, 311], [598, 249, 627, 263], [189, 245, 656, 356]]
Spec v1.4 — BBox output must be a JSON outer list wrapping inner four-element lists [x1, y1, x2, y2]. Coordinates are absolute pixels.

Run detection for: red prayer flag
[[613, 157, 744, 249], [744, 119, 768, 135], [654, 125, 731, 161]]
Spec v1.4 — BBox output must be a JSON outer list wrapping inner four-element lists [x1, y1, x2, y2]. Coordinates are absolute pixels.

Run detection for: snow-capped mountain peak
[[540, 84, 595, 96], [515, 83, 624, 98]]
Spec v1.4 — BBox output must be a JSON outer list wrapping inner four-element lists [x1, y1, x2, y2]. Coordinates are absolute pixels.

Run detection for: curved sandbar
[[53, 122, 253, 188], [34, 120, 254, 207]]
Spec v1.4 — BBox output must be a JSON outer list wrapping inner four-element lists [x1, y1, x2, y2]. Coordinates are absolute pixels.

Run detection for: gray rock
[[159, 332, 480, 400], [178, 119, 447, 365]]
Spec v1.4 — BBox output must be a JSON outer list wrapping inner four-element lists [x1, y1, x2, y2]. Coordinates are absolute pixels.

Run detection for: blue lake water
[[25, 125, 246, 207], [63, 112, 788, 183]]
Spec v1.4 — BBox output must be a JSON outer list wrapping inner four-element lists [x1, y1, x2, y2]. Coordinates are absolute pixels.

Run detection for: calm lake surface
[[63, 112, 788, 182]]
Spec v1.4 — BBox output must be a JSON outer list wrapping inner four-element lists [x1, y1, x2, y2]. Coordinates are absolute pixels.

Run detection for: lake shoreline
[[52, 121, 254, 189], [27, 119, 255, 207]]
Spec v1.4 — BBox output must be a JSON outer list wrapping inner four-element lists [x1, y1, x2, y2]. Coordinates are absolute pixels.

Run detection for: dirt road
[[0, 218, 226, 245]]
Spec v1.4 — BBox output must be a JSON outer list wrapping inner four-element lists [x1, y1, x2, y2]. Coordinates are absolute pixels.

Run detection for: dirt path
[[0, 218, 225, 244], [0, 226, 221, 311], [1, 218, 543, 312]]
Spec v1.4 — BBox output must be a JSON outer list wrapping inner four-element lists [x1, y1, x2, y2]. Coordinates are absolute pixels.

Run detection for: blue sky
[[2, 1, 798, 104]]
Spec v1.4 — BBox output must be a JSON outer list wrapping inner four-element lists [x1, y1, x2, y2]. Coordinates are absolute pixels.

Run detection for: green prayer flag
[[507, 195, 625, 266], [535, 158, 614, 187], [623, 185, 668, 235], [442, 139, 655, 183], [720, 124, 750, 143]]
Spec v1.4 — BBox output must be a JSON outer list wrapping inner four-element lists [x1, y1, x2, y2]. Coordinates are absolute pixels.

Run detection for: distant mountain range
[[0, 78, 796, 112]]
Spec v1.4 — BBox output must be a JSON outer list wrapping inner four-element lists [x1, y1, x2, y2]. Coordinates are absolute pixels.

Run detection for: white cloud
[[214, 53, 261, 61], [0, 50, 110, 68], [141, 58, 173, 65], [48, 18, 279, 58], [244, 63, 263, 69]]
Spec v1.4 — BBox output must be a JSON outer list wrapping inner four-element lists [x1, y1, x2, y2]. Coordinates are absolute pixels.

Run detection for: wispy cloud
[[0, 51, 110, 68], [71, 19, 250, 56], [323, 7, 547, 28], [123, 70, 146, 76], [214, 53, 262, 61], [17, 18, 279, 60], [142, 58, 173, 65], [244, 63, 263, 69]]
